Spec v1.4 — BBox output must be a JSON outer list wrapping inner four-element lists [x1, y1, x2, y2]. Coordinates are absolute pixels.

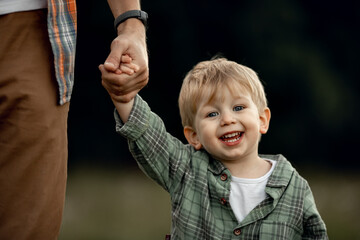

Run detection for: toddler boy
[[99, 57, 328, 239]]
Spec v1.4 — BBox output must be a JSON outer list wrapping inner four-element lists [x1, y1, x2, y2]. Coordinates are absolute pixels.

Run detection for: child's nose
[[220, 112, 236, 126]]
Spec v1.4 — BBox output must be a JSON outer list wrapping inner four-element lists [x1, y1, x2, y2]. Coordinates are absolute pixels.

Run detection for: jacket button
[[220, 197, 227, 205], [220, 173, 228, 181], [233, 228, 241, 236]]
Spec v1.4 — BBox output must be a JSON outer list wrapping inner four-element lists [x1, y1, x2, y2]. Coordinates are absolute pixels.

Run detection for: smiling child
[[100, 57, 328, 239]]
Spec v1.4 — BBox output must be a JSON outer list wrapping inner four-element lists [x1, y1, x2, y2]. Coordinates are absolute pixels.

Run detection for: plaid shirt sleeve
[[115, 95, 193, 192], [302, 184, 328, 239], [47, 0, 77, 105]]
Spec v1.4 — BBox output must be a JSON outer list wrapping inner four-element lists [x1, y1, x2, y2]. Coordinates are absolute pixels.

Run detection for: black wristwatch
[[114, 10, 148, 30]]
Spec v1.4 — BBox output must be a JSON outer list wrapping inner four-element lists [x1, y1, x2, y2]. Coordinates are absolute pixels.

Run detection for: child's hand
[[114, 54, 140, 75], [99, 54, 146, 103]]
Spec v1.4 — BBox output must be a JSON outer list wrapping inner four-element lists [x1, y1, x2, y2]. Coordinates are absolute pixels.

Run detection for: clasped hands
[[99, 30, 149, 104]]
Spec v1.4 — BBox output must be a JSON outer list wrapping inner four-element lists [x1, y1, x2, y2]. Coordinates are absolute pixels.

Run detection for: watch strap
[[114, 10, 148, 30]]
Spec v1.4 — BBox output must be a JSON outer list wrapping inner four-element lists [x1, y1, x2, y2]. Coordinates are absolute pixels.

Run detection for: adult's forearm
[[107, 0, 141, 18]]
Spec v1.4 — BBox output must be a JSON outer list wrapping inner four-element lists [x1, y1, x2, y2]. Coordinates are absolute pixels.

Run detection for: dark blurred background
[[69, 0, 359, 170], [61, 0, 360, 239]]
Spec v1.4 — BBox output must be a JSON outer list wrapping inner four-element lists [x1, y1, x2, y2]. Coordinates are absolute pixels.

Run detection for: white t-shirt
[[0, 0, 47, 15], [229, 159, 277, 223]]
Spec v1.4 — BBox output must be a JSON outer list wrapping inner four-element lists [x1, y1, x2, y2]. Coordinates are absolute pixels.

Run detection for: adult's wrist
[[116, 18, 146, 36], [114, 10, 148, 31]]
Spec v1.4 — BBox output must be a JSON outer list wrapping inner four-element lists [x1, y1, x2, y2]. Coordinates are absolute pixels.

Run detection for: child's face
[[184, 85, 270, 164]]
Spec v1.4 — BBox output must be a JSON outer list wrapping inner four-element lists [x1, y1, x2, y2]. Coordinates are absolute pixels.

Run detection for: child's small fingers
[[115, 69, 122, 74], [127, 62, 140, 72], [121, 54, 132, 63], [119, 65, 134, 75], [121, 62, 138, 71]]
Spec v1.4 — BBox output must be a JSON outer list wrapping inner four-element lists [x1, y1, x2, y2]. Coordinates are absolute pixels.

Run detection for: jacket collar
[[207, 153, 227, 175], [239, 154, 295, 227], [261, 154, 294, 200], [208, 153, 294, 181]]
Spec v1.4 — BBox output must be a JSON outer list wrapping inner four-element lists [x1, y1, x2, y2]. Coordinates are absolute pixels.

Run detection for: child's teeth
[[222, 132, 242, 142], [224, 132, 239, 138]]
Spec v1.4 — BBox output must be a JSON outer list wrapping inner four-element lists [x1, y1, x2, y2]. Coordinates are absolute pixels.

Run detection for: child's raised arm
[[99, 55, 141, 122]]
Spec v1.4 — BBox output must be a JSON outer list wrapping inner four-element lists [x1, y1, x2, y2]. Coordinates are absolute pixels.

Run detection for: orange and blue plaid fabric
[[47, 0, 77, 104]]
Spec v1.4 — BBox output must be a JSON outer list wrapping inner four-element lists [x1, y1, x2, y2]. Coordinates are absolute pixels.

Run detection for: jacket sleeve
[[115, 95, 193, 193], [302, 183, 328, 239]]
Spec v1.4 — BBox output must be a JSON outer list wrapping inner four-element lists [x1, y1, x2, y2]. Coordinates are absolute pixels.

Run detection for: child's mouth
[[219, 132, 243, 143]]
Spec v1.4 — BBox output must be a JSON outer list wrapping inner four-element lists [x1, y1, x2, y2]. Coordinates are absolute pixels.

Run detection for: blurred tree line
[[68, 0, 359, 170]]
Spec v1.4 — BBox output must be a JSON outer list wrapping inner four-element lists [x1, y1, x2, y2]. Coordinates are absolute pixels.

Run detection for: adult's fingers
[[99, 64, 148, 101], [103, 37, 127, 72]]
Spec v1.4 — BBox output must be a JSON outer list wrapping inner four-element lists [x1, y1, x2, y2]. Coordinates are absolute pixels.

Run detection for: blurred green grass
[[59, 166, 360, 240]]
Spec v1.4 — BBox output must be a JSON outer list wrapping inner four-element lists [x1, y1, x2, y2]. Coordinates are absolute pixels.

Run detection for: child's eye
[[233, 106, 244, 112], [207, 112, 219, 118]]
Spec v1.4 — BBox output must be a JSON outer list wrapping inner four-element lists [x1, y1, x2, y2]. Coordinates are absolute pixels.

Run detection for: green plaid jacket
[[115, 95, 328, 240]]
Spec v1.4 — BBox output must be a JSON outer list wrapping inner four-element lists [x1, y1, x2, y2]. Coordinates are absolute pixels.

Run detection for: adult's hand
[[99, 56, 147, 103], [105, 18, 148, 70], [103, 0, 149, 103]]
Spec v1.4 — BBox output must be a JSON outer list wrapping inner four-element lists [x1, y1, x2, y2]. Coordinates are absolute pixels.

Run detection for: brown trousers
[[0, 10, 69, 239]]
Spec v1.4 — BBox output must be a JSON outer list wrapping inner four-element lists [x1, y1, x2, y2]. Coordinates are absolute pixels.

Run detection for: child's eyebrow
[[233, 92, 253, 100]]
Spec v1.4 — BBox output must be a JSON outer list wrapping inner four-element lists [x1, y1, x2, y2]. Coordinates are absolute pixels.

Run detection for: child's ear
[[184, 126, 202, 150], [259, 107, 271, 134]]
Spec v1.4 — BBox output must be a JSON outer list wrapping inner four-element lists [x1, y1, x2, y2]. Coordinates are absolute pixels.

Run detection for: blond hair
[[178, 58, 268, 128]]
